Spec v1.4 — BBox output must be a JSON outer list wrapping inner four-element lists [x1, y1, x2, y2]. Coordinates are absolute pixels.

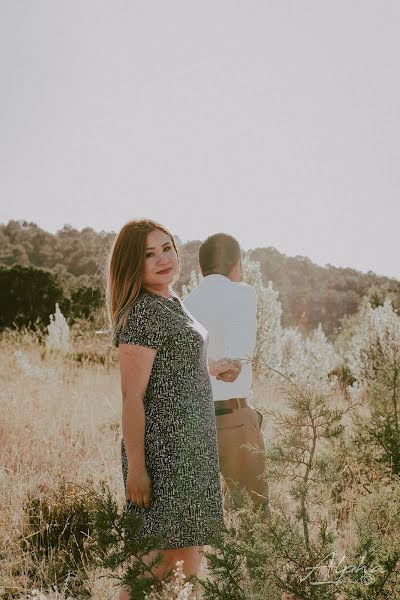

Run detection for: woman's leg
[[118, 545, 204, 599], [163, 545, 204, 579]]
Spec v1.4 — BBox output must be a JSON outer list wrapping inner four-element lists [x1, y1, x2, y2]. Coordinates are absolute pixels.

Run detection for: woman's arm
[[119, 343, 157, 507]]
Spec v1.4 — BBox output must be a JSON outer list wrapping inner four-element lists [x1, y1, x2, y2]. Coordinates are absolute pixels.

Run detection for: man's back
[[184, 274, 257, 401]]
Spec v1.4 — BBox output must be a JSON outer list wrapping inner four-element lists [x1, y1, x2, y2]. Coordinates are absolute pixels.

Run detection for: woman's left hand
[[209, 358, 242, 382]]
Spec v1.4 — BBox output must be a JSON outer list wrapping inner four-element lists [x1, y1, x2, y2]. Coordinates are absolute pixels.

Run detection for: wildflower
[[144, 559, 195, 599]]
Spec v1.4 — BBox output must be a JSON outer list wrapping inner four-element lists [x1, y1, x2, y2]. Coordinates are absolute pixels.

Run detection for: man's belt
[[214, 397, 248, 415]]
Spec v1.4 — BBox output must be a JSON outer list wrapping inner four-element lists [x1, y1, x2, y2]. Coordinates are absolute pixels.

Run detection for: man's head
[[199, 233, 242, 282]]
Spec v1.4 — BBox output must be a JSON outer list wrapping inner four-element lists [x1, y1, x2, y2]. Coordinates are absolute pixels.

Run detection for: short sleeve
[[116, 295, 168, 349]]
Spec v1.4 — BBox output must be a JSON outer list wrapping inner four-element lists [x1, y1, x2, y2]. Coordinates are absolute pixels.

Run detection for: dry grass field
[[1, 331, 266, 598], [0, 329, 367, 599], [0, 330, 124, 599]]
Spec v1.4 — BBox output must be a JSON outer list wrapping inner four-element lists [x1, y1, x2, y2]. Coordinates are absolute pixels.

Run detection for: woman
[[106, 219, 229, 596]]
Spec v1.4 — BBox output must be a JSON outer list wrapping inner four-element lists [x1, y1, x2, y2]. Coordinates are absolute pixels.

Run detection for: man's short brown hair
[[199, 233, 241, 277]]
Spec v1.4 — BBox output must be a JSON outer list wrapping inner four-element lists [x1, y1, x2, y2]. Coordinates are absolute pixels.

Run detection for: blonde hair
[[105, 219, 180, 344]]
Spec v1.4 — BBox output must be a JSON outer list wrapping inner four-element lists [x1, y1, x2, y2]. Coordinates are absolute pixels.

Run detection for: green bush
[[19, 480, 100, 598], [351, 358, 400, 478], [68, 284, 104, 321], [342, 477, 400, 598], [90, 482, 171, 599], [0, 265, 63, 331]]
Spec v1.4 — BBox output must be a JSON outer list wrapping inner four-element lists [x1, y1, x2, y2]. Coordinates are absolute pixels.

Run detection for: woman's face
[[142, 228, 179, 290]]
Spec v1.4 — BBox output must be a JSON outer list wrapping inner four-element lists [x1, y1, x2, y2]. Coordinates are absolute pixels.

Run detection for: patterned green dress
[[117, 289, 224, 549]]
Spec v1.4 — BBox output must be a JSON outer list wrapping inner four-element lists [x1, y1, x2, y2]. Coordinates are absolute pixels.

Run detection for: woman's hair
[[199, 233, 241, 277], [105, 218, 180, 344]]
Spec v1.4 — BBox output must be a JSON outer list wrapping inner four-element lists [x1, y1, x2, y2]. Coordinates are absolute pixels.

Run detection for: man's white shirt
[[183, 274, 257, 401]]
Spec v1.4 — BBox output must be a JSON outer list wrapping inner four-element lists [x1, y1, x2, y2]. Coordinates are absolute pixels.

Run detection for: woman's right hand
[[126, 466, 152, 508]]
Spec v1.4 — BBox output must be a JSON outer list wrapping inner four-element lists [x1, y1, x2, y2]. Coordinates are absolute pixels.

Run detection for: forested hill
[[1, 220, 399, 336], [0, 220, 114, 279]]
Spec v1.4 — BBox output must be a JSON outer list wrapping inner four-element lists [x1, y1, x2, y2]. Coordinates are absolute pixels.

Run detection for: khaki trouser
[[215, 404, 270, 515]]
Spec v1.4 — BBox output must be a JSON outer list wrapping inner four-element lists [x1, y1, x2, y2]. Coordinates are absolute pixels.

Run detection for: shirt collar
[[203, 274, 231, 285]]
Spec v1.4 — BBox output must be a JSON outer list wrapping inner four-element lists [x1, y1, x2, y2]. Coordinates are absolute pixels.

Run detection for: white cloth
[[183, 274, 257, 401]]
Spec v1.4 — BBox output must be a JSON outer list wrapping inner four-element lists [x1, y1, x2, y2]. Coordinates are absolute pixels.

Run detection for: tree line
[[1, 219, 399, 334]]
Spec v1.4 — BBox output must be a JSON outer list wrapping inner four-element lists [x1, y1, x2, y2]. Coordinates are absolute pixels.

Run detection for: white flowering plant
[[45, 303, 71, 353], [242, 256, 283, 382], [346, 297, 400, 388], [281, 323, 340, 395], [345, 298, 400, 476], [181, 270, 203, 299]]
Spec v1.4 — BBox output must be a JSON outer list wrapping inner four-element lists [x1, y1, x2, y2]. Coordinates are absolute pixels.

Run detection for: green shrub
[[90, 482, 171, 599], [341, 477, 400, 598], [19, 480, 99, 597], [0, 265, 63, 331]]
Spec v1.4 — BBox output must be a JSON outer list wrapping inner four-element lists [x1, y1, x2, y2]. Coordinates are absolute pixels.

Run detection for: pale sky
[[1, 1, 399, 280]]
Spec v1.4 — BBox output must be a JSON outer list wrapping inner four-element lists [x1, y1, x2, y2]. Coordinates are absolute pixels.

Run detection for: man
[[184, 233, 270, 514]]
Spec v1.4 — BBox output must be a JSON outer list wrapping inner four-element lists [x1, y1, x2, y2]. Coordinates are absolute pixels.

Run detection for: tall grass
[[2, 325, 397, 599], [0, 329, 121, 598]]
